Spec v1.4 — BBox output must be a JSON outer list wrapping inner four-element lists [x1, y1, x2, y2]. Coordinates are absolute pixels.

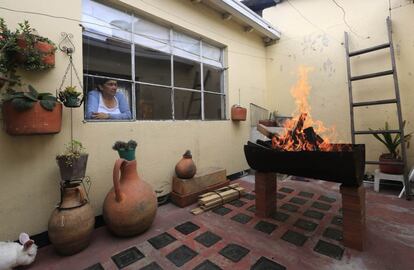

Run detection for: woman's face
[[99, 80, 118, 96]]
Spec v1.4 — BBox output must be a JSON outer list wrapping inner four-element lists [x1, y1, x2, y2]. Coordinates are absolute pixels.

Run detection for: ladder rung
[[351, 70, 393, 81], [349, 43, 390, 57], [352, 99, 397, 107], [353, 129, 400, 135], [365, 160, 404, 165]]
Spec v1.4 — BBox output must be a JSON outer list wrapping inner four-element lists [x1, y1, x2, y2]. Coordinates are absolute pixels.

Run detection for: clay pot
[[48, 183, 94, 256], [175, 150, 196, 179], [2, 101, 62, 135], [379, 153, 403, 174], [56, 154, 88, 182], [231, 105, 247, 121], [103, 159, 157, 237]]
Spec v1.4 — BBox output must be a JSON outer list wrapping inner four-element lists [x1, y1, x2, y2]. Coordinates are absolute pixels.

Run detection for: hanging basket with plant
[[1, 85, 62, 135], [58, 85, 83, 108], [56, 140, 88, 182], [371, 121, 412, 174]]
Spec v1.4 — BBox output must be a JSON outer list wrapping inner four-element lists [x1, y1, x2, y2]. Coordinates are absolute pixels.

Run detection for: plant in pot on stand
[[56, 139, 88, 182], [48, 140, 94, 256], [371, 121, 412, 174]]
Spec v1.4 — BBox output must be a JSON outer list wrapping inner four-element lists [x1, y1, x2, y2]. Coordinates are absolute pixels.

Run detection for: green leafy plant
[[58, 85, 82, 105], [2, 84, 57, 111], [0, 18, 20, 90], [15, 20, 56, 71], [370, 121, 412, 158], [56, 140, 86, 166]]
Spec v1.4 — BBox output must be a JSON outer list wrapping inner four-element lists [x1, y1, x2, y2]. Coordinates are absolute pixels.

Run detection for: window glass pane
[[203, 65, 222, 93], [174, 90, 201, 120], [136, 84, 172, 120], [204, 93, 225, 120], [83, 75, 132, 120], [202, 42, 221, 61], [135, 46, 171, 85], [83, 35, 132, 79], [173, 31, 200, 56], [174, 56, 201, 89], [82, 0, 132, 41], [132, 17, 170, 54]]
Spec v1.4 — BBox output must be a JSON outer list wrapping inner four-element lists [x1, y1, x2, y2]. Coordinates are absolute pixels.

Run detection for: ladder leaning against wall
[[344, 17, 411, 200]]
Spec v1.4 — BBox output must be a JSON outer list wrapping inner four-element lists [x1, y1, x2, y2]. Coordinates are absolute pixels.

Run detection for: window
[[82, 0, 226, 121]]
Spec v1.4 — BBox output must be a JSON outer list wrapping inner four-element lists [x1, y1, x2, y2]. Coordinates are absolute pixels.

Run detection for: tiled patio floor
[[23, 175, 414, 270]]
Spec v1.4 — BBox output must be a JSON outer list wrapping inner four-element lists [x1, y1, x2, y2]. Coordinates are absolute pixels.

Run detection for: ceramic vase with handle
[[103, 159, 157, 237]]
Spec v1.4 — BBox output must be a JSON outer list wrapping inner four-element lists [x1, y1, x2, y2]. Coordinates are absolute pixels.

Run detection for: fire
[[272, 66, 341, 152]]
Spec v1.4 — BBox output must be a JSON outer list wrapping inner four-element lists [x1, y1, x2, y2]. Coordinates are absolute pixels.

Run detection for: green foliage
[[370, 121, 412, 158], [0, 18, 20, 89], [0, 17, 56, 88], [3, 84, 57, 111], [57, 140, 86, 166], [58, 86, 82, 101], [112, 140, 138, 151]]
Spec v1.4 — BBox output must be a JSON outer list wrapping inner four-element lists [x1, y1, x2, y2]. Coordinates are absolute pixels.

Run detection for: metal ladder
[[344, 17, 411, 200]]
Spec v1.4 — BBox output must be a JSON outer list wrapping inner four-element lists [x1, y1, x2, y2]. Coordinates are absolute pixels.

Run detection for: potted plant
[[56, 140, 88, 182], [112, 140, 137, 161], [371, 121, 412, 174], [2, 85, 62, 135], [15, 21, 56, 71], [58, 86, 83, 108], [0, 18, 20, 91], [231, 89, 246, 121]]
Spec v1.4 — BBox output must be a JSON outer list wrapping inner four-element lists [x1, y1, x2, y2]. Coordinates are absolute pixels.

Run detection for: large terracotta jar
[[103, 159, 157, 237], [48, 183, 94, 256], [175, 150, 196, 179]]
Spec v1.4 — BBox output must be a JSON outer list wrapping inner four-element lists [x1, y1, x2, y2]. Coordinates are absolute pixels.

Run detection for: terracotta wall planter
[[2, 101, 62, 135], [16, 36, 55, 69], [231, 105, 247, 121]]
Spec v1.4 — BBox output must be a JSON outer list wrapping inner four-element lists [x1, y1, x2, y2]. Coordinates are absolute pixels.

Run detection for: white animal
[[0, 233, 37, 270]]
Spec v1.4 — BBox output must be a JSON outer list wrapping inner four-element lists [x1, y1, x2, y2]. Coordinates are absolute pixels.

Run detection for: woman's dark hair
[[94, 77, 114, 88]]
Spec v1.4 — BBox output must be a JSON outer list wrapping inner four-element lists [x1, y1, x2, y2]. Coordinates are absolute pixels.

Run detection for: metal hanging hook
[[59, 32, 75, 55]]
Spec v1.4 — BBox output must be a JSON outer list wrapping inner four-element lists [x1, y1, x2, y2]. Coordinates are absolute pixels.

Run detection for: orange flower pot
[[231, 105, 247, 121], [2, 101, 62, 135]]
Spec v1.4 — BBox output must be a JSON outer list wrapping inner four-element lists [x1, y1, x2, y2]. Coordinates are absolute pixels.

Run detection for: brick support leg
[[255, 172, 277, 218], [340, 184, 366, 251]]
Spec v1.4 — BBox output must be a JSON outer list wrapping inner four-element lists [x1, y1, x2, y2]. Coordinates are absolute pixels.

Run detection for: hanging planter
[[2, 85, 62, 135], [58, 86, 84, 108], [231, 89, 247, 121], [56, 33, 84, 109]]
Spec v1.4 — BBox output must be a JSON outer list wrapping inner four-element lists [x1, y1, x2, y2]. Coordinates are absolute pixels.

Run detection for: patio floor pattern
[[23, 175, 414, 270]]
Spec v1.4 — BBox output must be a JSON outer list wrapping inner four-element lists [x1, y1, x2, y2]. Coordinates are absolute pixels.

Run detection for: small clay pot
[[175, 150, 196, 179], [231, 105, 247, 121]]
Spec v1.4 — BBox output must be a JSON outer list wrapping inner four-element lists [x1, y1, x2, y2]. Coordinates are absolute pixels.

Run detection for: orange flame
[[272, 66, 340, 152]]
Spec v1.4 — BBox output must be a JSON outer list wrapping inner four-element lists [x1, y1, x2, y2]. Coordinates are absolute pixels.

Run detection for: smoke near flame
[[272, 66, 339, 151]]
